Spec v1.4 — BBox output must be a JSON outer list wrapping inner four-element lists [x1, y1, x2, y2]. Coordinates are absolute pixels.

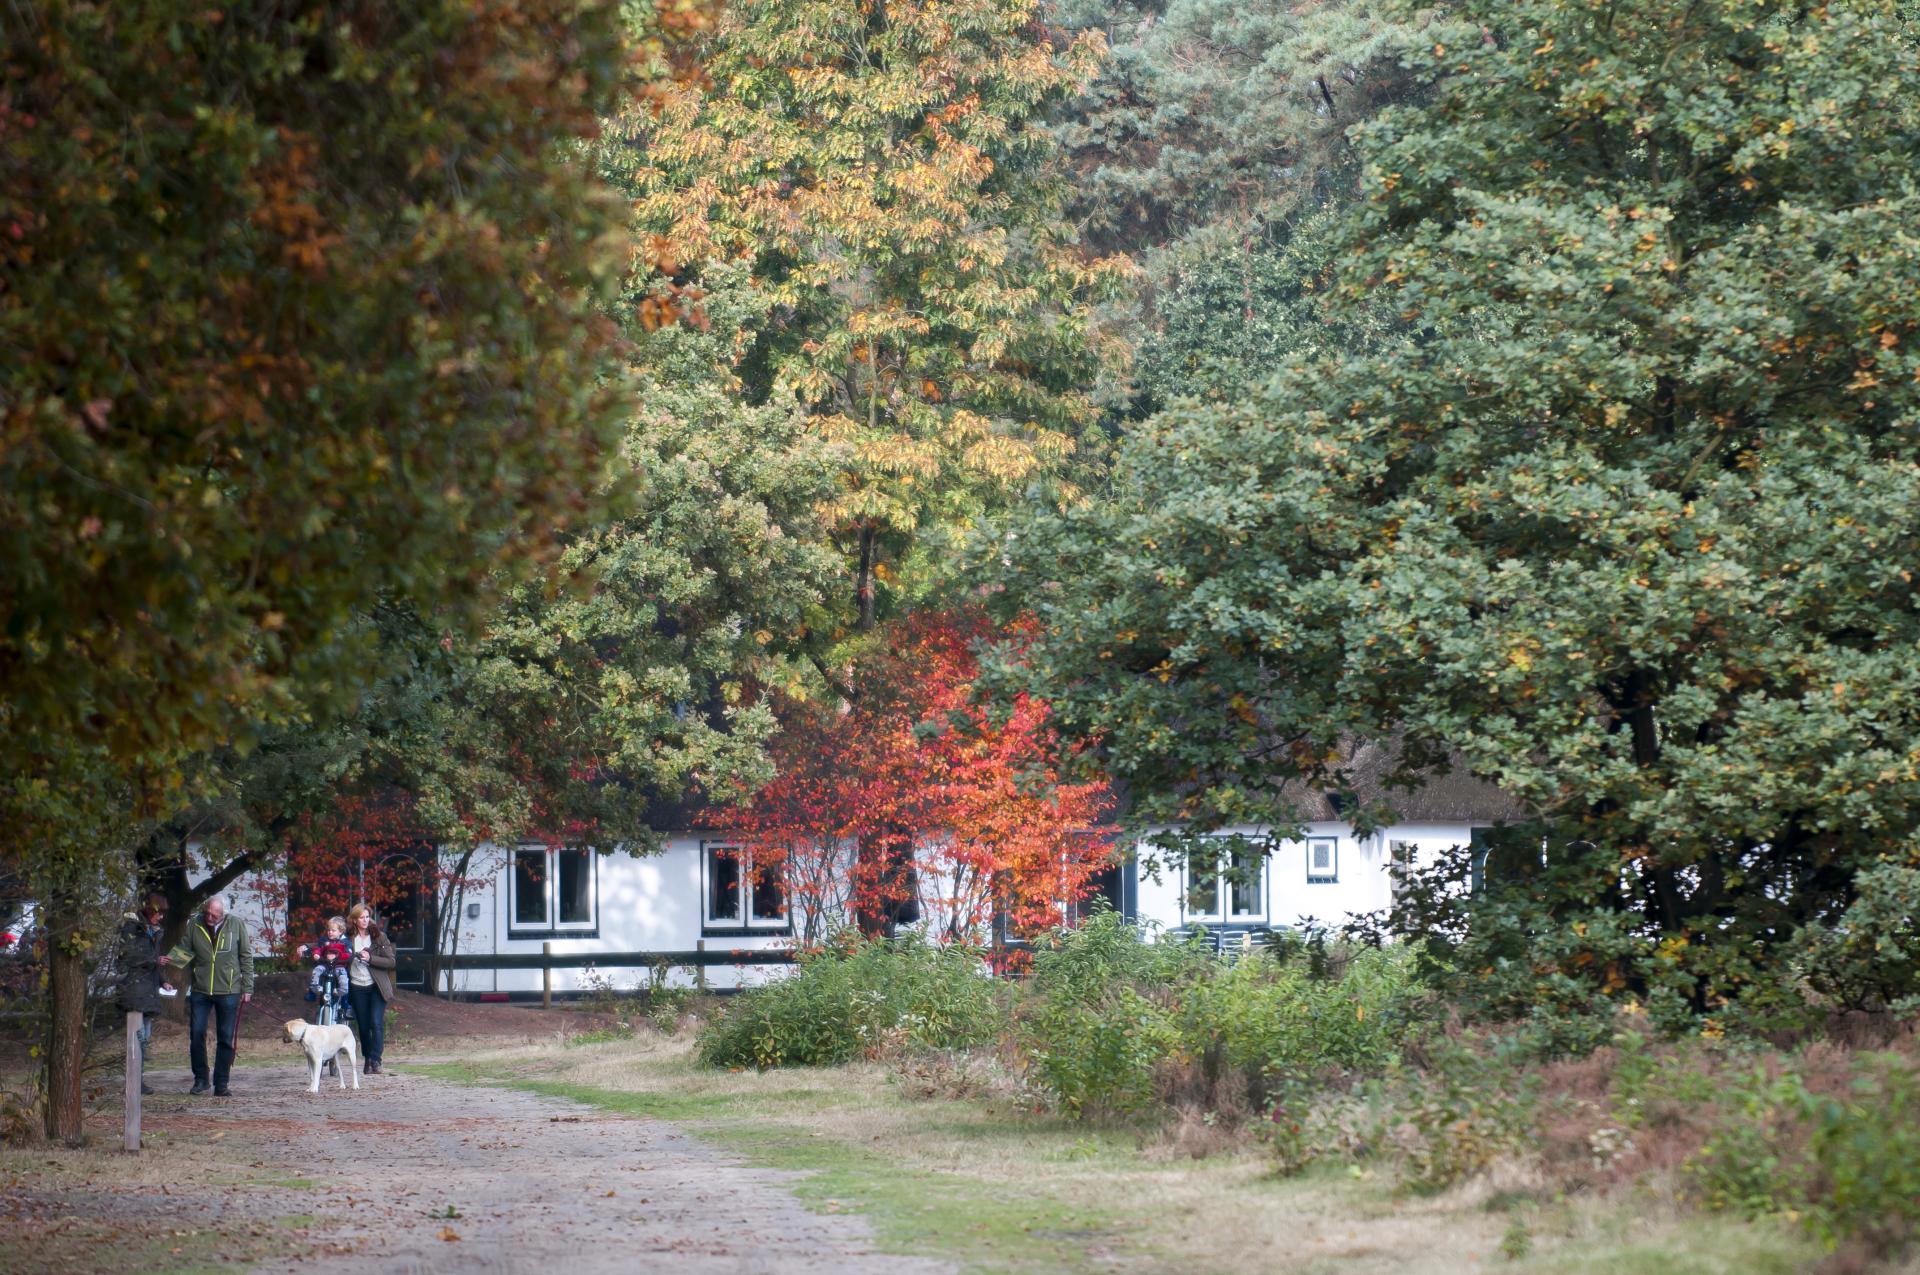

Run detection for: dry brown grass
[[428, 1031, 1828, 1275]]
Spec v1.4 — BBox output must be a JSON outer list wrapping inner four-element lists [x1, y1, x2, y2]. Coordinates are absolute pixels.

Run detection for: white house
[[419, 752, 1522, 997], [195, 743, 1522, 998], [428, 834, 803, 999], [1133, 758, 1525, 945]]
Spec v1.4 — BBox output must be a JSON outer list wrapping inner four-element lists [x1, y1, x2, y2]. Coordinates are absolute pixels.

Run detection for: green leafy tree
[[1048, 0, 1429, 409], [1, 0, 634, 1140], [994, 0, 1920, 1032], [155, 267, 839, 991], [617, 0, 1128, 631]]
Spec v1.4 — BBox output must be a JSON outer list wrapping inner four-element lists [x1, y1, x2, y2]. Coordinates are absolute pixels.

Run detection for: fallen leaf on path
[[438, 1227, 461, 1242], [603, 1190, 616, 1197]]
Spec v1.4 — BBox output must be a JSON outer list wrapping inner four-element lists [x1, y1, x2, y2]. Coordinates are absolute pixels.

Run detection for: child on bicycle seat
[[297, 916, 353, 1003]]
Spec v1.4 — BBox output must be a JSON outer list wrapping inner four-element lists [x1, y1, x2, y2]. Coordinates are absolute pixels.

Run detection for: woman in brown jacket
[[345, 903, 398, 1074]]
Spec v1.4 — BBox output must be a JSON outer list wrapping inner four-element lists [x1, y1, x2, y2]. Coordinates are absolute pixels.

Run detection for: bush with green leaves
[[695, 935, 1005, 1070], [1689, 1054, 1920, 1256], [1019, 913, 1429, 1117], [1178, 943, 1425, 1084]]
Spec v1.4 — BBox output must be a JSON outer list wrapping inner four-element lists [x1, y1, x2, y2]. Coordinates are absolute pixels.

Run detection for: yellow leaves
[[1532, 37, 1555, 55]]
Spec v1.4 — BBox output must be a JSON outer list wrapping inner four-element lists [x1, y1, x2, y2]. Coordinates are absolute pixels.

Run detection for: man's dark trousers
[[188, 990, 240, 1090]]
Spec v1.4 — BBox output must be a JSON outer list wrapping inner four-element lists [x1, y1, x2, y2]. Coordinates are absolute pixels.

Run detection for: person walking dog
[[160, 894, 254, 1096], [115, 893, 170, 1095], [345, 904, 397, 1074]]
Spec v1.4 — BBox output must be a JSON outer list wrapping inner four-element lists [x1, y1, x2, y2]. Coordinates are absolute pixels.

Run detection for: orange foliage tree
[[711, 609, 1115, 949]]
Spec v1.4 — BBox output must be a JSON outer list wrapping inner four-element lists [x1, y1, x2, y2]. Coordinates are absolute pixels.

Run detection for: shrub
[[695, 934, 1004, 1069], [1397, 1046, 1539, 1191], [1179, 944, 1425, 1086], [1023, 985, 1178, 1116], [1689, 1053, 1920, 1256], [1019, 913, 1197, 1116], [1021, 914, 1429, 1119]]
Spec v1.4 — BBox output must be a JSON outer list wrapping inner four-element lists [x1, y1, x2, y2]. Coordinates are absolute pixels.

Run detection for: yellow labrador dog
[[282, 1018, 360, 1092]]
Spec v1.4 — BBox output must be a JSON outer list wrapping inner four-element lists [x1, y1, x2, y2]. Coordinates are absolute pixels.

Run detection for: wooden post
[[542, 941, 552, 1011], [695, 939, 707, 992], [123, 1012, 141, 1153]]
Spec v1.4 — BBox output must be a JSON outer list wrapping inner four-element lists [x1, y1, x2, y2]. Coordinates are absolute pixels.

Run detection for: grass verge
[[405, 1035, 1821, 1275]]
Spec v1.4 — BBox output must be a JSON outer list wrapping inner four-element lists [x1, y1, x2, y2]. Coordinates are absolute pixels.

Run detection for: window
[[1307, 837, 1338, 883], [512, 849, 548, 927], [1185, 855, 1221, 916], [1184, 844, 1265, 921], [380, 856, 426, 952], [509, 846, 597, 935], [703, 843, 789, 935], [1469, 825, 1492, 894], [1388, 840, 1415, 902], [557, 848, 593, 925]]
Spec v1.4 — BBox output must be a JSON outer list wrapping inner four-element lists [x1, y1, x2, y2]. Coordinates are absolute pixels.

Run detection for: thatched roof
[[1276, 738, 1530, 824]]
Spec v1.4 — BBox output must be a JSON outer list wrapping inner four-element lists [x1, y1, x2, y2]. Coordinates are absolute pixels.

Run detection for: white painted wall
[[184, 850, 284, 950], [1131, 821, 1485, 936], [338, 819, 1493, 993], [449, 837, 798, 996]]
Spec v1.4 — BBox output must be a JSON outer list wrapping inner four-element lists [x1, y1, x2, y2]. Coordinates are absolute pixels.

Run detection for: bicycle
[[313, 969, 355, 1076]]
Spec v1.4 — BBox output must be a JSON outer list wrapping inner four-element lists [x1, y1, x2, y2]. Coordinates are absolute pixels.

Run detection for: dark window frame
[[1181, 841, 1267, 923], [1306, 837, 1339, 884], [701, 841, 792, 938], [507, 845, 600, 940]]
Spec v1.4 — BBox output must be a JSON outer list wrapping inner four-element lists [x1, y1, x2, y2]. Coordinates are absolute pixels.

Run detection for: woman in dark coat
[[345, 903, 398, 1074], [116, 893, 170, 1094]]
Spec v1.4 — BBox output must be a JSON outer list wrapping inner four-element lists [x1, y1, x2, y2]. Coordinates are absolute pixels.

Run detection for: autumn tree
[[714, 609, 1114, 944], [993, 0, 1920, 1033], [1, 0, 638, 1140], [617, 0, 1129, 631], [151, 264, 842, 993], [1048, 0, 1432, 405]]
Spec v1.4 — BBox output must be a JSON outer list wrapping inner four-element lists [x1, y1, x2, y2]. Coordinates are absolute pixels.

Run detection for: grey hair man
[[161, 894, 254, 1096]]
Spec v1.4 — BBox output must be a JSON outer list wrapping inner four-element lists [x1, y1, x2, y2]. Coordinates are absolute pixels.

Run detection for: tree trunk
[[430, 847, 476, 999], [855, 524, 878, 633], [44, 899, 87, 1145]]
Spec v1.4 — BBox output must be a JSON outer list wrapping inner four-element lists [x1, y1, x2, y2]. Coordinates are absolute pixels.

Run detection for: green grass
[[406, 1062, 1120, 1273], [400, 1041, 1824, 1275]]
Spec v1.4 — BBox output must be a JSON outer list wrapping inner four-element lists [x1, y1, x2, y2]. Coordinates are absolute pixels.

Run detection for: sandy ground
[[10, 1058, 952, 1275]]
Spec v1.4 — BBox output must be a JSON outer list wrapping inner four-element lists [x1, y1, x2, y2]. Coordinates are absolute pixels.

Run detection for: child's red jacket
[[304, 937, 353, 967]]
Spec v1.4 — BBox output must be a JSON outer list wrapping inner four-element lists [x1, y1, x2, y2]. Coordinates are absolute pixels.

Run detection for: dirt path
[[58, 1061, 955, 1275]]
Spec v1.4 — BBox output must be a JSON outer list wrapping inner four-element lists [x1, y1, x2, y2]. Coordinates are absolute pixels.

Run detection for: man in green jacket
[[161, 894, 254, 1096]]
